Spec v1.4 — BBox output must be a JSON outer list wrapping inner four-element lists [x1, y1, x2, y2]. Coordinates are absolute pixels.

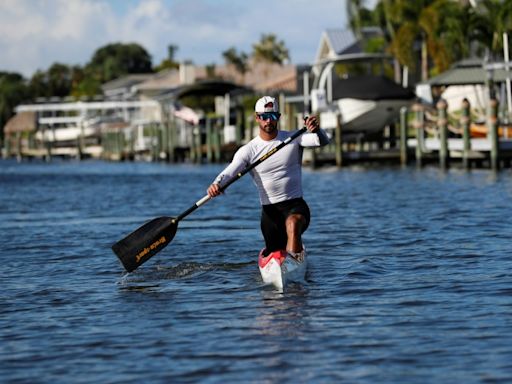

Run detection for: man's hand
[[305, 115, 320, 133], [207, 183, 222, 198]]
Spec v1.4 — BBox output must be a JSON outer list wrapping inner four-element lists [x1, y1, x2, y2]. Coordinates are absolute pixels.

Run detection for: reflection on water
[[256, 286, 310, 337], [1, 160, 512, 383]]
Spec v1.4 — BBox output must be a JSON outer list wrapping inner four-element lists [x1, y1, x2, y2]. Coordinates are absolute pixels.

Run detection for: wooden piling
[[3, 134, 11, 159], [335, 113, 343, 167], [76, 136, 83, 160], [399, 106, 408, 166], [151, 123, 159, 161], [194, 125, 202, 163], [206, 118, 213, 163], [437, 99, 449, 169], [44, 127, 53, 162], [213, 119, 221, 162], [235, 107, 244, 144], [412, 103, 424, 167], [488, 98, 499, 170], [116, 129, 123, 160], [163, 121, 170, 161], [189, 126, 195, 163], [461, 98, 471, 169], [168, 117, 177, 162], [16, 132, 22, 162]]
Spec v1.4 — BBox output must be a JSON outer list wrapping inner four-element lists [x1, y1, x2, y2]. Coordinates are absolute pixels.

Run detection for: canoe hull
[[258, 249, 307, 292]]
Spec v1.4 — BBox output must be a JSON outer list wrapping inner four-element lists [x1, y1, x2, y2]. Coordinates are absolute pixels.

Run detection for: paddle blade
[[112, 216, 178, 272]]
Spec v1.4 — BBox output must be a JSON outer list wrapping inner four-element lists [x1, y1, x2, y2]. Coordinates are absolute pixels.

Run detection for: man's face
[[256, 112, 280, 135]]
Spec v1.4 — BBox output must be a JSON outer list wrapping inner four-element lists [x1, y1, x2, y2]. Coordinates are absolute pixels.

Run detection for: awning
[[427, 59, 511, 86]]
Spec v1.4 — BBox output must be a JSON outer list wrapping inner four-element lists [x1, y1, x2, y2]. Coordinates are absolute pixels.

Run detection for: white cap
[[255, 96, 279, 113]]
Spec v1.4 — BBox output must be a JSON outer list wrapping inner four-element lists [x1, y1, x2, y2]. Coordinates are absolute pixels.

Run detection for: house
[[313, 27, 386, 75]]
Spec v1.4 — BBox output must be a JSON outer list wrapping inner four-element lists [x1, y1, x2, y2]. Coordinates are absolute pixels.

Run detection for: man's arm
[[301, 115, 330, 147], [207, 146, 249, 197]]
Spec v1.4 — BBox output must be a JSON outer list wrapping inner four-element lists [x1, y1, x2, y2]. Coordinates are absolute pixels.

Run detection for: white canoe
[[258, 249, 307, 292]]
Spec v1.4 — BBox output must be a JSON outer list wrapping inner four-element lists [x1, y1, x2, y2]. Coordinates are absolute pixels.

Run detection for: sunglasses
[[257, 112, 281, 121]]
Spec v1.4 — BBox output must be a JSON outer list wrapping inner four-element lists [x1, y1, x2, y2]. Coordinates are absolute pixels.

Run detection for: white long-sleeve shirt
[[213, 129, 330, 205]]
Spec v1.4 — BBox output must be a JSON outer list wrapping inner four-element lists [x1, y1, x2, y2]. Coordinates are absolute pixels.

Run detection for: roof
[[315, 27, 385, 63], [427, 60, 512, 86], [135, 69, 181, 91], [135, 66, 213, 92], [157, 80, 251, 101], [241, 61, 298, 92], [101, 74, 154, 92], [4, 111, 37, 134], [99, 60, 301, 101], [325, 29, 360, 55]]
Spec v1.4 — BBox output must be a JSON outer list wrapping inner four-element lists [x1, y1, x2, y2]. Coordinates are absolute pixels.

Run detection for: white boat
[[35, 125, 97, 143], [258, 249, 307, 292], [333, 75, 415, 139]]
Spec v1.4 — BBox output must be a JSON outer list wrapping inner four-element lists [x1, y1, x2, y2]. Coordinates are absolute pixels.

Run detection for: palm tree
[[472, 0, 512, 59], [352, 0, 471, 81], [383, 0, 438, 81], [362, 0, 512, 80], [347, 0, 366, 39], [252, 34, 290, 65], [222, 47, 249, 82], [418, 0, 467, 77]]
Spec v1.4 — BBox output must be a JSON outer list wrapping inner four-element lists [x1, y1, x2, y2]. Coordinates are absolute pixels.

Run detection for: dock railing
[[407, 97, 512, 170]]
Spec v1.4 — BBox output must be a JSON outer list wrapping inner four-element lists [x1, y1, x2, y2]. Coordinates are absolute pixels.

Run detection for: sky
[[0, 0, 373, 78]]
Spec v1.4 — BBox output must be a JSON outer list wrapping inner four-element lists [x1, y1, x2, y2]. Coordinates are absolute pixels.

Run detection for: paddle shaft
[[174, 127, 308, 223]]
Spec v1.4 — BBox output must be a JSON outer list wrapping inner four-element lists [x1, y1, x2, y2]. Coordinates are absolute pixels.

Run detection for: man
[[207, 96, 330, 260]]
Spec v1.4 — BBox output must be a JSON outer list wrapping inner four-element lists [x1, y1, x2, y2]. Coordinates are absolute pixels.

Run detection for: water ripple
[[2, 161, 512, 383]]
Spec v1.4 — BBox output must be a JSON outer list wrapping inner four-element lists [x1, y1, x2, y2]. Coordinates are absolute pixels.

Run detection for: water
[[1, 159, 512, 383]]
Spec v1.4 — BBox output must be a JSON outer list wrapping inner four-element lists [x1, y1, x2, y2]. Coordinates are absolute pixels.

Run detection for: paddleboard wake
[[258, 248, 307, 292]]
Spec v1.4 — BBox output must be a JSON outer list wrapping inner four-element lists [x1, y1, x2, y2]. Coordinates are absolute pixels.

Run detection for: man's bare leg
[[285, 214, 306, 255]]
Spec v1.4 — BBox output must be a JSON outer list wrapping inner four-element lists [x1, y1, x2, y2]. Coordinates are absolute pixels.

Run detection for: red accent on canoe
[[258, 249, 287, 268]]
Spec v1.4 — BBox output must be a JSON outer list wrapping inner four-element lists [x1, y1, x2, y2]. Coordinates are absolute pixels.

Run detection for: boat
[[258, 249, 307, 292], [34, 125, 97, 143], [333, 75, 415, 139], [470, 123, 512, 138], [310, 28, 415, 141]]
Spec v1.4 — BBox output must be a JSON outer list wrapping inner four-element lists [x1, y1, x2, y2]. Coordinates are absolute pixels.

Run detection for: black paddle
[[112, 126, 308, 272]]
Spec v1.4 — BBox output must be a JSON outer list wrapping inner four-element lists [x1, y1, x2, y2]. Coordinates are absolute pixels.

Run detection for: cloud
[[0, 0, 350, 78], [0, 0, 113, 75]]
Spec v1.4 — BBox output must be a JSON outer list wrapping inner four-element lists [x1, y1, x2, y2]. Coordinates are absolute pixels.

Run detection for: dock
[[3, 96, 512, 171]]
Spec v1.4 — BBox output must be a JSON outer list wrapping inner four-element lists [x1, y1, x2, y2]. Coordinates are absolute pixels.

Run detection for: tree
[[346, 0, 377, 39], [70, 75, 102, 100], [154, 44, 180, 72], [252, 34, 290, 65], [205, 63, 217, 79], [348, 0, 404, 81], [379, 0, 436, 81], [417, 0, 470, 76], [351, 0, 469, 82], [29, 63, 84, 99], [86, 42, 153, 83], [350, 0, 512, 83], [47, 63, 74, 97], [167, 44, 178, 62], [222, 47, 249, 76], [471, 0, 512, 58], [0, 72, 30, 143], [29, 70, 49, 98]]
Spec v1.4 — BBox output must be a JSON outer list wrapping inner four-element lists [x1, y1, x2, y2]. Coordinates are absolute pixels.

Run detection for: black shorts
[[260, 197, 310, 253]]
